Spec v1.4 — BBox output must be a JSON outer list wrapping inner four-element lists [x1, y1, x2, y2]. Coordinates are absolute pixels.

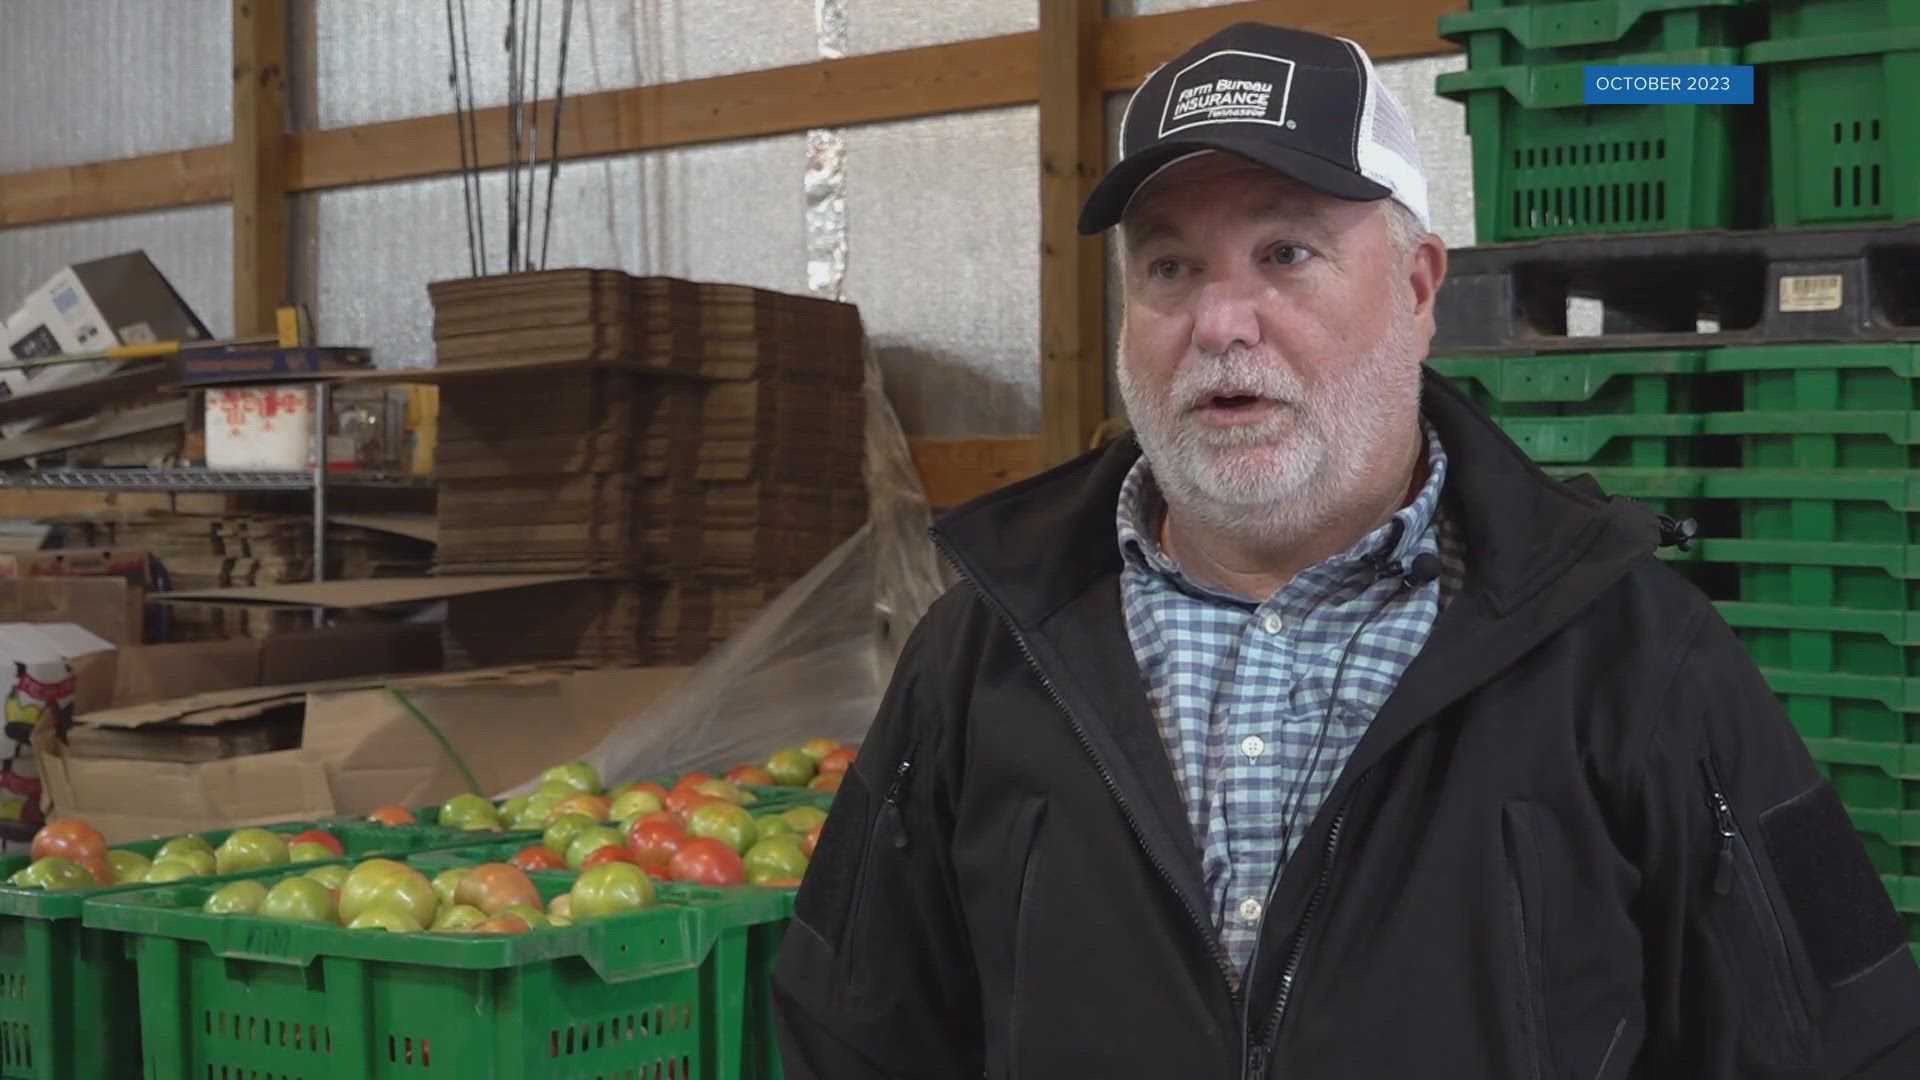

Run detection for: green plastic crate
[[1437, 46, 1750, 240], [1576, 465, 1920, 541], [1442, 0, 1757, 66], [1747, 6, 1920, 225], [81, 868, 786, 1079], [1431, 350, 1728, 412], [1859, 833, 1920, 876], [0, 820, 485, 1080], [1722, 602, 1920, 740]]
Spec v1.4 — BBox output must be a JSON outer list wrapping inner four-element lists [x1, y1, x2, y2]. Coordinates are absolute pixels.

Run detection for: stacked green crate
[[1439, 341, 1920, 952], [1436, 0, 1765, 241], [1746, 0, 1920, 226]]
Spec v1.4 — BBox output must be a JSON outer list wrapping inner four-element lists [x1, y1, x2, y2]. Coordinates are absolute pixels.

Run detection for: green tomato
[[143, 859, 201, 884], [743, 836, 810, 883], [779, 806, 829, 834], [539, 761, 602, 797], [214, 829, 290, 876], [152, 840, 216, 877], [429, 903, 488, 932], [569, 863, 655, 920], [259, 878, 338, 924], [347, 905, 424, 932], [497, 904, 551, 928], [497, 795, 531, 822], [106, 850, 152, 884], [202, 879, 270, 915], [608, 789, 665, 822], [14, 857, 93, 891], [765, 749, 817, 787], [542, 813, 597, 857], [431, 868, 470, 907], [565, 826, 627, 870], [303, 864, 350, 891], [686, 801, 758, 856], [338, 859, 437, 927], [288, 842, 336, 864], [754, 816, 796, 843], [438, 793, 499, 830]]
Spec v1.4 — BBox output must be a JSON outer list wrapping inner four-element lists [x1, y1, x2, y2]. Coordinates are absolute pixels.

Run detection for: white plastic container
[[204, 385, 314, 470]]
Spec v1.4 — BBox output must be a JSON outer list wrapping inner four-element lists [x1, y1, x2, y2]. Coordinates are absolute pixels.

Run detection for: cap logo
[[1158, 50, 1296, 140]]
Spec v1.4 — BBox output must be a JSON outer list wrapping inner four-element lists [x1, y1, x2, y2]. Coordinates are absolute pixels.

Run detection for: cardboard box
[[34, 662, 689, 843], [0, 578, 144, 646], [2, 251, 209, 435], [0, 548, 147, 580]]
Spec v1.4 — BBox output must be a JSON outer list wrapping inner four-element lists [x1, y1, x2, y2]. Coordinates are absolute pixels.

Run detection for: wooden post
[[232, 0, 289, 337], [1038, 0, 1110, 467]]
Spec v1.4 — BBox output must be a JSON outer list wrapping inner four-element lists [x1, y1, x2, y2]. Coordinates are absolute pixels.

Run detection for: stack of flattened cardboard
[[426, 270, 867, 666], [53, 512, 434, 640]]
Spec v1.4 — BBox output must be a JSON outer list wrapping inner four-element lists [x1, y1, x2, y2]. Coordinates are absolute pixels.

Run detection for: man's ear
[[1407, 233, 1447, 334]]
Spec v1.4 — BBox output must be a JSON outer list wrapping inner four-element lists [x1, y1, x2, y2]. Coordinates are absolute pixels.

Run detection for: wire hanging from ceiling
[[443, 0, 577, 278], [542, 0, 576, 271]]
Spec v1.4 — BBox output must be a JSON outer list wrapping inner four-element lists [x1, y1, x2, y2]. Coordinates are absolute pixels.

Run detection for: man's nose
[[1189, 267, 1265, 355]]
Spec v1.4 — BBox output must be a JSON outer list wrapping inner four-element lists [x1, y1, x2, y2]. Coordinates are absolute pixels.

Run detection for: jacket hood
[[930, 367, 1663, 630]]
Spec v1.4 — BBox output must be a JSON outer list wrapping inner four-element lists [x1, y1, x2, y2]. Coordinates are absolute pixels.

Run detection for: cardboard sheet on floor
[[34, 662, 690, 842]]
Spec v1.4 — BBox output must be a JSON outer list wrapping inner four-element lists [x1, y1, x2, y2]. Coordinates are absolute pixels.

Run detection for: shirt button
[[1238, 897, 1263, 925], [1240, 735, 1265, 759], [1260, 612, 1283, 634]]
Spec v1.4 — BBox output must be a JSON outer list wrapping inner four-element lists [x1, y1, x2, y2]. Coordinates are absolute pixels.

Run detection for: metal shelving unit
[[0, 468, 431, 492], [0, 382, 435, 624]]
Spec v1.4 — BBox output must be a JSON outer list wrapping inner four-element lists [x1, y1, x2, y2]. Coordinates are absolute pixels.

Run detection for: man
[[774, 22, 1920, 1078]]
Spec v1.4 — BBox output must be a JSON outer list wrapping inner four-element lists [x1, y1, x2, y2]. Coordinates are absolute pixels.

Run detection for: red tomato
[[669, 837, 746, 886], [724, 765, 775, 787], [643, 864, 671, 881], [817, 748, 856, 778], [809, 774, 843, 794], [665, 787, 722, 817], [288, 830, 345, 857], [633, 809, 684, 831], [671, 772, 713, 792], [626, 818, 688, 870], [803, 823, 823, 859], [510, 845, 568, 873], [31, 819, 107, 865], [368, 805, 417, 826], [631, 782, 671, 804], [582, 846, 635, 869], [76, 855, 112, 886], [454, 863, 542, 916], [475, 914, 531, 934]]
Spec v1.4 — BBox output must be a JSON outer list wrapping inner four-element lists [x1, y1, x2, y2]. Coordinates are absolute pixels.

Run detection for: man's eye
[[1147, 259, 1182, 281], [1268, 245, 1312, 266]]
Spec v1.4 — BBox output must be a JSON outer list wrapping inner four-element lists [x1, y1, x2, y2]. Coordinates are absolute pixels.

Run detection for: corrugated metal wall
[[0, 0, 1472, 438]]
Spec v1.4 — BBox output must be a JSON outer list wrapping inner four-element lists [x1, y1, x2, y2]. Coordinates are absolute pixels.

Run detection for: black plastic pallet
[[1435, 221, 1920, 354]]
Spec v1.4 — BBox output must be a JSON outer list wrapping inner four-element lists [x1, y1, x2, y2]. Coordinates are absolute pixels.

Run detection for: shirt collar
[[1116, 419, 1450, 596]]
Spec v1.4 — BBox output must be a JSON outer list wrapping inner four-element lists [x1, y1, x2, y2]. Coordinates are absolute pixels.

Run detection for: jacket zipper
[[932, 537, 1241, 997], [1253, 773, 1367, 1066], [880, 746, 915, 851], [1505, 810, 1545, 1080], [1699, 758, 1812, 1037]]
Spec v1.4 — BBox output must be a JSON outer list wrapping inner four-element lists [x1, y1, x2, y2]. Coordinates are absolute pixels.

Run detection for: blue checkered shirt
[[1117, 423, 1464, 977]]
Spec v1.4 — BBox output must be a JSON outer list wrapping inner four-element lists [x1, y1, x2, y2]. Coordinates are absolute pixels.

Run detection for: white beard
[[1116, 306, 1424, 551]]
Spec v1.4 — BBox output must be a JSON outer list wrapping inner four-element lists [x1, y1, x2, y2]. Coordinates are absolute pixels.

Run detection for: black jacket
[[774, 370, 1920, 1079]]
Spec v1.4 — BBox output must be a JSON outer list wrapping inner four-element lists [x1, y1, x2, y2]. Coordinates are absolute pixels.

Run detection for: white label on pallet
[[1778, 274, 1844, 313]]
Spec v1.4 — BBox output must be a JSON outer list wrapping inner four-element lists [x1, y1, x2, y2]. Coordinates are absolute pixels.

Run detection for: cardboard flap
[[0, 578, 143, 646], [72, 623, 442, 714], [153, 574, 595, 608], [327, 514, 438, 543], [0, 622, 114, 665]]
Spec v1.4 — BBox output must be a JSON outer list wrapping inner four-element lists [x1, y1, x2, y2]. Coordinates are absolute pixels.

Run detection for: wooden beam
[[909, 436, 1043, 510], [0, 0, 1461, 228], [1038, 0, 1109, 467], [232, 0, 289, 337]]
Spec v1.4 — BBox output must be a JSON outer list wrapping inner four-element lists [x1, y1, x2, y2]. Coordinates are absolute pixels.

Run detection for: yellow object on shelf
[[405, 384, 438, 475]]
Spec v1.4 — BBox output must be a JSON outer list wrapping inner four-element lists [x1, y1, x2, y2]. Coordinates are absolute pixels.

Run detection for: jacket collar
[[932, 367, 1659, 626]]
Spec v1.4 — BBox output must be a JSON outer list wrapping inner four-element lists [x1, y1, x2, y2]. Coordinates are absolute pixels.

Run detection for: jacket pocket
[[1699, 756, 1814, 1051], [1502, 801, 1555, 1080], [793, 734, 917, 1015], [1003, 796, 1047, 1079]]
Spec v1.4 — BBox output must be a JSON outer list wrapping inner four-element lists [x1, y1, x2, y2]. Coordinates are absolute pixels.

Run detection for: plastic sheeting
[[499, 340, 953, 792]]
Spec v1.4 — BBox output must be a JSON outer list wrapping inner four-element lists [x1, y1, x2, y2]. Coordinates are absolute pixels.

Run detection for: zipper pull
[[1709, 790, 1736, 896], [881, 754, 914, 851]]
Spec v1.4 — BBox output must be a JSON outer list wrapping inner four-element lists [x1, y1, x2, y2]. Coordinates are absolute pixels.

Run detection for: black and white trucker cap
[[1079, 22, 1431, 236]]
